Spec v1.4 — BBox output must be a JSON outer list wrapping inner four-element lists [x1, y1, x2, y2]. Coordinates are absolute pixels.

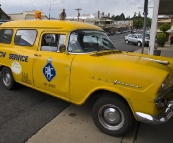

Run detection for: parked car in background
[[125, 34, 149, 47], [145, 31, 150, 40], [115, 31, 121, 35], [131, 30, 136, 34], [124, 34, 131, 42], [123, 30, 128, 33]]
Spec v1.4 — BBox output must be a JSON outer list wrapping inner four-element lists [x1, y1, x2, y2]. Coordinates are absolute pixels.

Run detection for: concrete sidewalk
[[26, 45, 173, 143], [26, 105, 123, 143], [134, 43, 173, 58]]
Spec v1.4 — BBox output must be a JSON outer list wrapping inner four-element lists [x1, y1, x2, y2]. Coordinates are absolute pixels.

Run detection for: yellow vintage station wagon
[[0, 19, 173, 136]]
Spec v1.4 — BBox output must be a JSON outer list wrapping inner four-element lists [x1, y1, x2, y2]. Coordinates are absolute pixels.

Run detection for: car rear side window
[[14, 29, 37, 46], [0, 29, 13, 44]]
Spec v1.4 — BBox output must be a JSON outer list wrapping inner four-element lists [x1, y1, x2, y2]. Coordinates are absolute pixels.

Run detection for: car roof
[[1, 20, 103, 31]]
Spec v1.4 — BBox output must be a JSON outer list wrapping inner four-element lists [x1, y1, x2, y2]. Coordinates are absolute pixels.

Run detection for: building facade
[[8, 10, 49, 20], [0, 4, 11, 23]]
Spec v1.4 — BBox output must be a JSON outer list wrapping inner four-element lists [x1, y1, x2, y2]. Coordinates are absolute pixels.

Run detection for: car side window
[[0, 29, 13, 44], [132, 35, 137, 38], [40, 33, 65, 52], [14, 29, 37, 46]]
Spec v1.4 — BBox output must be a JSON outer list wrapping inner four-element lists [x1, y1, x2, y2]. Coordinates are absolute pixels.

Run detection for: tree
[[138, 11, 141, 17], [111, 15, 120, 20], [126, 16, 131, 20], [133, 12, 137, 17], [133, 17, 143, 29], [111, 13, 126, 21], [159, 23, 171, 33], [120, 13, 125, 20], [146, 17, 152, 27]]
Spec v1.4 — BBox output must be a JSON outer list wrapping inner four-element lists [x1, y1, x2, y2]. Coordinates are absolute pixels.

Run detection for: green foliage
[[133, 16, 152, 29], [111, 12, 152, 29], [146, 17, 152, 27], [125, 16, 131, 20], [133, 12, 137, 17], [111, 13, 125, 20], [138, 11, 141, 17], [120, 13, 125, 20], [159, 23, 171, 33], [133, 17, 143, 29], [156, 33, 167, 47]]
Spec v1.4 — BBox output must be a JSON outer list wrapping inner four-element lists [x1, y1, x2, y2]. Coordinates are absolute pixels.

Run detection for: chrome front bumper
[[135, 99, 173, 124]]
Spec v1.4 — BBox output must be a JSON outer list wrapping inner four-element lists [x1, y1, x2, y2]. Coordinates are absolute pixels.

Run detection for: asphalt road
[[0, 82, 70, 143], [109, 32, 143, 52], [0, 32, 142, 143]]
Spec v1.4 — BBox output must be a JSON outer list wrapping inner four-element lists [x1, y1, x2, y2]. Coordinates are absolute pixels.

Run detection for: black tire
[[92, 95, 132, 136], [1, 67, 16, 90], [137, 41, 141, 47], [125, 40, 129, 44]]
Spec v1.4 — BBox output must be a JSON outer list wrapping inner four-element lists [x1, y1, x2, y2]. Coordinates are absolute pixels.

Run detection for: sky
[[1, 0, 154, 19]]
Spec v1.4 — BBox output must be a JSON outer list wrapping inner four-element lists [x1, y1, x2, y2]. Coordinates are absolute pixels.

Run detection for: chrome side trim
[[135, 99, 173, 124], [141, 57, 170, 65], [113, 80, 142, 88]]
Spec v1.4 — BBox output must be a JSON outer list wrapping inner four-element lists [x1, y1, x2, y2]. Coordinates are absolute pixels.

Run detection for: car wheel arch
[[84, 89, 132, 111], [0, 65, 13, 73], [0, 65, 5, 72]]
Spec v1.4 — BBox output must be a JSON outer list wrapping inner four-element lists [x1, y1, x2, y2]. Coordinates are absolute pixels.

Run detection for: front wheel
[[1, 67, 16, 90], [125, 40, 129, 44], [137, 41, 142, 47], [92, 96, 132, 136]]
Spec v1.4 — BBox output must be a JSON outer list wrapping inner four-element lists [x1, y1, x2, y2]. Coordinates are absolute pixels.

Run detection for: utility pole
[[49, 1, 51, 20], [0, 4, 2, 20], [75, 8, 82, 22], [141, 0, 148, 54]]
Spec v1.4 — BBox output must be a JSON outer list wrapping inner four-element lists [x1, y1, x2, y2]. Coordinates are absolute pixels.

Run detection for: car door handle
[[34, 54, 41, 57]]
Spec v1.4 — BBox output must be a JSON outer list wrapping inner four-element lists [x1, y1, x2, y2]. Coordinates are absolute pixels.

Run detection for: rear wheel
[[1, 67, 16, 90], [92, 95, 132, 136], [125, 40, 129, 44]]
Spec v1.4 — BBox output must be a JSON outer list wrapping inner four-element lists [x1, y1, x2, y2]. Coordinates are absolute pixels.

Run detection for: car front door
[[128, 35, 133, 43], [132, 34, 138, 44], [33, 32, 75, 101]]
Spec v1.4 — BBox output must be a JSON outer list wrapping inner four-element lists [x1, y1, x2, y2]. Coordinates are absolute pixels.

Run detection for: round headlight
[[158, 78, 167, 93]]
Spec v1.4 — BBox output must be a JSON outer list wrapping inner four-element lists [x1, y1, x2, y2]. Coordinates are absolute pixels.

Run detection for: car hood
[[90, 51, 173, 72]]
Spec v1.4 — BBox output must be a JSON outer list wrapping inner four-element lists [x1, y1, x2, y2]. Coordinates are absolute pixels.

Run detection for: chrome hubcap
[[3, 73, 11, 86], [104, 108, 121, 124], [98, 104, 124, 130]]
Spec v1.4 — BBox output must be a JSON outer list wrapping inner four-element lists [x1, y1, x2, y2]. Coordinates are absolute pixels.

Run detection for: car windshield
[[68, 30, 116, 53]]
